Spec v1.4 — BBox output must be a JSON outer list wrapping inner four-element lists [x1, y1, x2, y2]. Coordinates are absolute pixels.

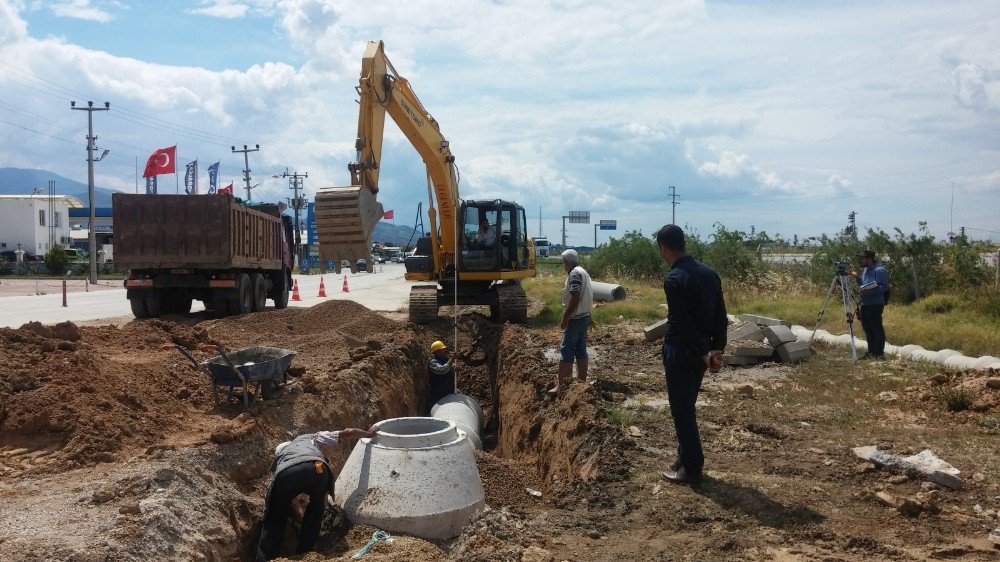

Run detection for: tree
[[44, 245, 69, 275]]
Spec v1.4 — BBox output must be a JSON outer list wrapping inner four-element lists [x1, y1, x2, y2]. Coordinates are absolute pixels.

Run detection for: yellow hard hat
[[430, 340, 447, 353]]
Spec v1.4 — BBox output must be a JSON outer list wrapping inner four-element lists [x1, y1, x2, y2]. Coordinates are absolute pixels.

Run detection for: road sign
[[599, 219, 617, 230], [568, 211, 590, 224]]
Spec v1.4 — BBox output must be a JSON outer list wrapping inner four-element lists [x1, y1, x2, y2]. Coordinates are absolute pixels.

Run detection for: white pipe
[[591, 280, 627, 302]]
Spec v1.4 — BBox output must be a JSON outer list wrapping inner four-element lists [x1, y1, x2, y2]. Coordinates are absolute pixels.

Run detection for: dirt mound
[[0, 320, 214, 477], [905, 367, 1000, 413]]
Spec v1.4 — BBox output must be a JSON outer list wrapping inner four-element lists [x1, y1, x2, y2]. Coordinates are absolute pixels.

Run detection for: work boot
[[575, 359, 588, 383]]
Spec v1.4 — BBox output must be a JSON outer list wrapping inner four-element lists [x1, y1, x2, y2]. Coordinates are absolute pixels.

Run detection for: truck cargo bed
[[113, 194, 285, 271]]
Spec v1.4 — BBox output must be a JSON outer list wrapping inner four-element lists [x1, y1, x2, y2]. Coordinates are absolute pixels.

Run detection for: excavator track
[[409, 285, 439, 324], [495, 283, 528, 323]]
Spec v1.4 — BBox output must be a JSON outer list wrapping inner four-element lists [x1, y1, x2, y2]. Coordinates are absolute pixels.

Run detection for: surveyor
[[257, 426, 376, 561], [551, 248, 593, 394], [655, 224, 727, 486], [850, 249, 890, 359], [428, 340, 457, 410]]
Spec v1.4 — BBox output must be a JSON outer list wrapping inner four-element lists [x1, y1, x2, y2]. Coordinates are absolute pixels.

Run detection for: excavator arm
[[316, 40, 460, 276]]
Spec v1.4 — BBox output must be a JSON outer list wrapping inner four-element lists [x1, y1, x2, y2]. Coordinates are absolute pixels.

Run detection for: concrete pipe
[[431, 393, 485, 450], [943, 354, 979, 371], [897, 344, 924, 360], [910, 348, 939, 363], [883, 343, 899, 356], [974, 356, 1000, 369], [591, 281, 627, 302], [335, 417, 485, 540], [933, 349, 961, 365]]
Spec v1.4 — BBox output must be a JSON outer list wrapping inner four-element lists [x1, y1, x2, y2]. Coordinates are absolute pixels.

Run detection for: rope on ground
[[351, 530, 393, 559]]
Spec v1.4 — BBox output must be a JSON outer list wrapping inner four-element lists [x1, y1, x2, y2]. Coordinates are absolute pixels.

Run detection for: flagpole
[[175, 171, 179, 195], [134, 156, 138, 194]]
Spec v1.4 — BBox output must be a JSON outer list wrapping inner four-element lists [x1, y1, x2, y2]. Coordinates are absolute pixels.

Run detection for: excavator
[[315, 40, 536, 323]]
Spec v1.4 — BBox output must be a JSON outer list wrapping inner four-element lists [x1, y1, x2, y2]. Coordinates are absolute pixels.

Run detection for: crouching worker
[[257, 426, 376, 561]]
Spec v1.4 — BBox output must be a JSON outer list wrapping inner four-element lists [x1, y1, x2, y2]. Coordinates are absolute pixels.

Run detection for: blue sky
[[1, 0, 998, 244]]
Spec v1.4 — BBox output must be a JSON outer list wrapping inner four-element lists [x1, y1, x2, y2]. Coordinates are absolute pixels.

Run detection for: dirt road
[[1, 304, 998, 560]]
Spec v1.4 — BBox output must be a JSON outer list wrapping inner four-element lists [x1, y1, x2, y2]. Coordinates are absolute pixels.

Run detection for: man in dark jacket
[[427, 340, 457, 411], [257, 426, 376, 561], [656, 225, 727, 486]]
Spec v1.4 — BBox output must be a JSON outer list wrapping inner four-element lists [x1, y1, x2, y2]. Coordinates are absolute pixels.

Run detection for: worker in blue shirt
[[851, 249, 890, 359]]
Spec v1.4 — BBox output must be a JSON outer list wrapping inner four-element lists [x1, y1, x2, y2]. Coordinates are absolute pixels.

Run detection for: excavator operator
[[472, 217, 497, 249]]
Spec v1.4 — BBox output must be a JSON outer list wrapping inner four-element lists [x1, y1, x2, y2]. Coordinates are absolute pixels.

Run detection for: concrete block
[[727, 323, 764, 342], [644, 318, 669, 342], [723, 354, 759, 366], [776, 340, 813, 363], [738, 314, 791, 327], [763, 325, 797, 347], [730, 345, 775, 357]]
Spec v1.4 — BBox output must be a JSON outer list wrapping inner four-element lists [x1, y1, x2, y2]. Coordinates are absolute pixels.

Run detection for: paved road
[[0, 263, 413, 328]]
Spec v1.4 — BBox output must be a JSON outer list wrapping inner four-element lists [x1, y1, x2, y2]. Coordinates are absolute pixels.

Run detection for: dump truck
[[113, 193, 294, 318]]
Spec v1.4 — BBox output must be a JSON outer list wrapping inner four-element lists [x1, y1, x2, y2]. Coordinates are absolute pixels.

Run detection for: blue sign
[[599, 219, 617, 231], [306, 202, 317, 245], [327, 260, 334, 271], [599, 225, 616, 230]]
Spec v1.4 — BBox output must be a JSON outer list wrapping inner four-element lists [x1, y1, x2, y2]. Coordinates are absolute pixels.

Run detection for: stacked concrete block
[[723, 316, 812, 367], [644, 318, 669, 342]]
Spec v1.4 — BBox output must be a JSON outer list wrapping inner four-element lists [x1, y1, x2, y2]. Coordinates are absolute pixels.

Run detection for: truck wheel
[[236, 273, 253, 315], [130, 297, 149, 319], [172, 296, 193, 315], [213, 296, 233, 318], [145, 293, 163, 317], [272, 272, 289, 309], [250, 273, 267, 312]]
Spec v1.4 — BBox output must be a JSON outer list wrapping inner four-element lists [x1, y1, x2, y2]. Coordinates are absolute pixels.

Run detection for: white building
[[0, 195, 83, 257]]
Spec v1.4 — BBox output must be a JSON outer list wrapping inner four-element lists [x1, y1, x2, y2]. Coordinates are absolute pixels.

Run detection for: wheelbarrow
[[163, 342, 297, 410]]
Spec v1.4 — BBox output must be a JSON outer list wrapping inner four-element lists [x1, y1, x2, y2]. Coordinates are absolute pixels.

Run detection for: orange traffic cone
[[318, 277, 328, 297], [342, 275, 349, 293], [291, 279, 301, 301]]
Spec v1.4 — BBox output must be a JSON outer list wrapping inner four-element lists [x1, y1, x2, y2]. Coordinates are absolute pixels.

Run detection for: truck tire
[[130, 297, 149, 319], [172, 296, 193, 315], [145, 293, 164, 318], [235, 273, 253, 315], [250, 273, 267, 312], [272, 271, 289, 309], [213, 295, 234, 318]]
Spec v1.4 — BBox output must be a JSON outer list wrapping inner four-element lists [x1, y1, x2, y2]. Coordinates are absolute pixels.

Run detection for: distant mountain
[[373, 221, 419, 247], [0, 167, 121, 206]]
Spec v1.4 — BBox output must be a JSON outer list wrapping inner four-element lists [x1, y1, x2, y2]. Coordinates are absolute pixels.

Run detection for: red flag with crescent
[[142, 146, 177, 178], [218, 183, 233, 195]]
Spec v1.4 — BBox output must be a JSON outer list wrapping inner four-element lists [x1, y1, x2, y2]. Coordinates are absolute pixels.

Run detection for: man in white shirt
[[474, 217, 497, 248], [551, 249, 594, 395]]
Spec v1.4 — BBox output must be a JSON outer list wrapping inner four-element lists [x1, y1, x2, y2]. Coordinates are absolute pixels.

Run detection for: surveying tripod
[[810, 266, 860, 360]]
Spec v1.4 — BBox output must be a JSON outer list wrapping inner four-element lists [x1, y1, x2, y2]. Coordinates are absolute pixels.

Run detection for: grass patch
[[605, 406, 637, 428], [932, 386, 972, 412]]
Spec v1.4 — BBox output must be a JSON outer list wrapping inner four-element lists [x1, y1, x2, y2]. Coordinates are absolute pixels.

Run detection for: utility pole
[[539, 206, 543, 238], [277, 169, 308, 269], [70, 100, 110, 285], [668, 185, 679, 225], [231, 144, 259, 201]]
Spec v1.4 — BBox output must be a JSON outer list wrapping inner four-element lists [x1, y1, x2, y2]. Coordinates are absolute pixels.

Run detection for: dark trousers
[[427, 371, 455, 413], [858, 304, 886, 356], [257, 461, 330, 562], [663, 342, 707, 475]]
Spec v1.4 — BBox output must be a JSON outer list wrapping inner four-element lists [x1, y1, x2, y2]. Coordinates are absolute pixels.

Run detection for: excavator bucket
[[314, 185, 383, 273]]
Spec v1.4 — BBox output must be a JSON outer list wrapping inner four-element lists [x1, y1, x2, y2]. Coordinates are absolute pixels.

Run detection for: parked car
[[0, 250, 42, 262], [356, 258, 367, 271], [63, 248, 89, 262]]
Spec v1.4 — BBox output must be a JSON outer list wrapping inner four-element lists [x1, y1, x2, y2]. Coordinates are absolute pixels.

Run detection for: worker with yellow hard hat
[[427, 340, 456, 412]]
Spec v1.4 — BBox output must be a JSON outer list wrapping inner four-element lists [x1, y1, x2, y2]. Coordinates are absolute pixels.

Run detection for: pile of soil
[[905, 367, 1000, 413], [0, 319, 214, 477]]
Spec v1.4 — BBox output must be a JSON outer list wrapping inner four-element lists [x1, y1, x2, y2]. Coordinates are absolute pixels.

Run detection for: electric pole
[[668, 185, 679, 225], [231, 144, 260, 201], [277, 169, 308, 269], [70, 100, 110, 285]]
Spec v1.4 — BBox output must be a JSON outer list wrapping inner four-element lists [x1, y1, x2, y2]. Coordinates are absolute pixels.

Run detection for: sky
[[1, 0, 998, 245]]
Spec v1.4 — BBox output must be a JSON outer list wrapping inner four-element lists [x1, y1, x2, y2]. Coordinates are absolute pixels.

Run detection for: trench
[[230, 312, 617, 560]]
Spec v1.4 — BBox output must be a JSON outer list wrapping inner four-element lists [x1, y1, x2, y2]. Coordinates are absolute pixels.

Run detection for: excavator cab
[[458, 200, 531, 273]]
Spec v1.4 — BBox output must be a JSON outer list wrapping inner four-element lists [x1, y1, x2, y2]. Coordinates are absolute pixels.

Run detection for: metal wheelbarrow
[[163, 342, 297, 410]]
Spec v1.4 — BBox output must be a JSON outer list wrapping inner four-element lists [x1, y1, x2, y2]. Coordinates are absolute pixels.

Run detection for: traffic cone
[[291, 279, 301, 301], [318, 277, 328, 297], [342, 275, 349, 293]]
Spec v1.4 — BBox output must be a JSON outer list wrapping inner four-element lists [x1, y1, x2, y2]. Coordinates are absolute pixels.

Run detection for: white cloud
[[188, 1, 250, 19], [0, 0, 28, 44], [952, 62, 1000, 111], [48, 0, 117, 23]]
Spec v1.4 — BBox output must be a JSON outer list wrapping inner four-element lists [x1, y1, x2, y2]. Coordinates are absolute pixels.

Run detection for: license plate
[[169, 268, 193, 275]]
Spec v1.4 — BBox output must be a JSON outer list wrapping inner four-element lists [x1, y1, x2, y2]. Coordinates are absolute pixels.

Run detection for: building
[[69, 207, 114, 261], [0, 195, 83, 257]]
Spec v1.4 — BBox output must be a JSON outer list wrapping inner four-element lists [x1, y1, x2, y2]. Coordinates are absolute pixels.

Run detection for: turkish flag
[[142, 146, 177, 178], [218, 183, 233, 195], [383, 210, 394, 220]]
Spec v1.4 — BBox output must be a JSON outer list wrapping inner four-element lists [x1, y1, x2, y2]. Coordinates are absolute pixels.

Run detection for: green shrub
[[585, 231, 665, 281], [917, 293, 962, 314], [44, 245, 69, 275], [933, 386, 972, 412]]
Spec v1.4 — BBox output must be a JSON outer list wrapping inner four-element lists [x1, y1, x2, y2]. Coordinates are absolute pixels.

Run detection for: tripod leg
[[839, 274, 858, 361], [811, 276, 840, 342]]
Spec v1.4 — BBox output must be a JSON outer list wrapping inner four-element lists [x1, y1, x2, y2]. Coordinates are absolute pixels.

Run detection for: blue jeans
[[663, 342, 707, 475], [560, 315, 591, 362]]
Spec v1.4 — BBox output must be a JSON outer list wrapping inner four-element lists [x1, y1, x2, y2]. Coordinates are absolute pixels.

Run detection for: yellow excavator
[[315, 41, 536, 323]]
